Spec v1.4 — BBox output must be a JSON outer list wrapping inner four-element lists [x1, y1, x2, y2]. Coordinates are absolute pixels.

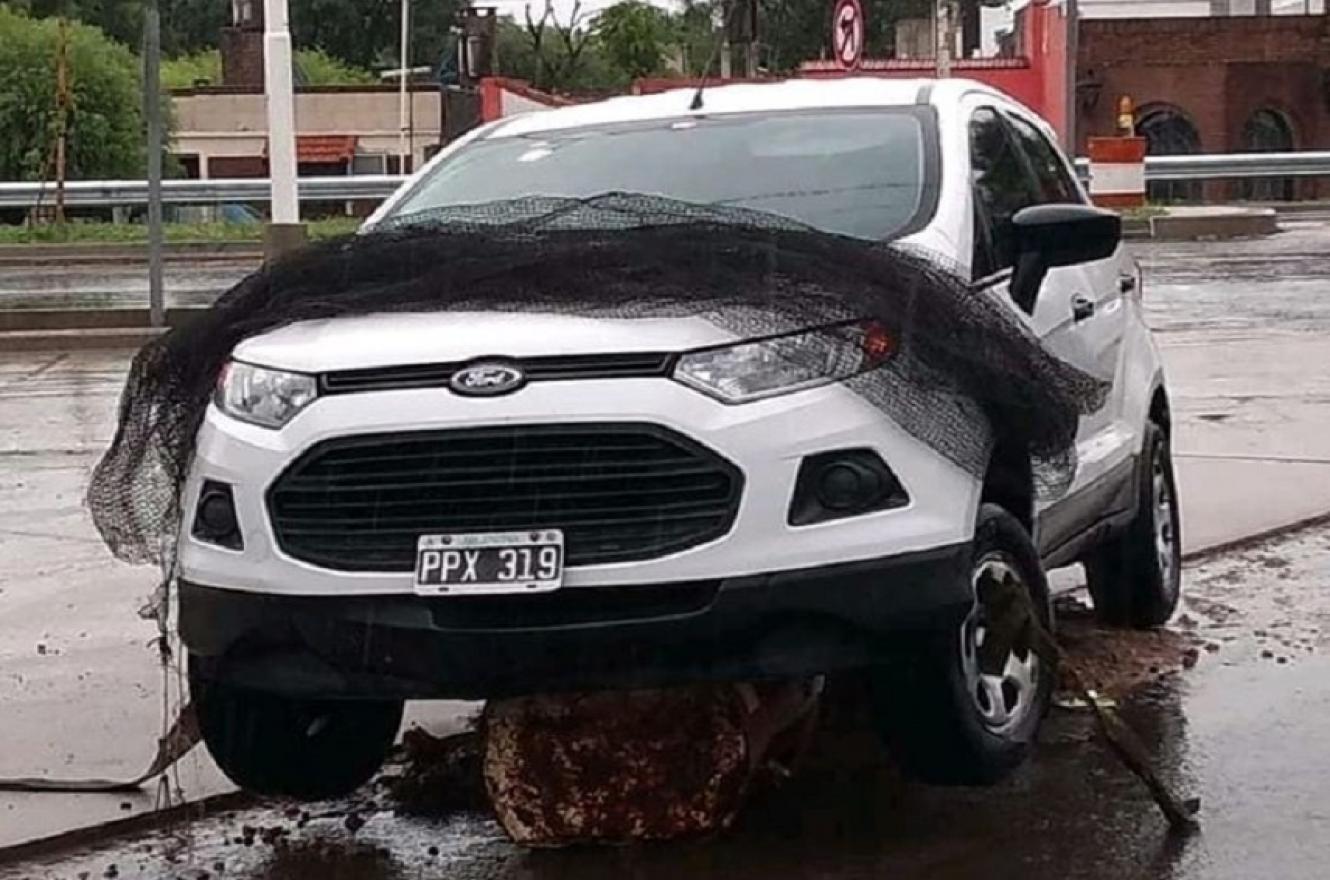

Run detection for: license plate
[[414, 530, 564, 595]]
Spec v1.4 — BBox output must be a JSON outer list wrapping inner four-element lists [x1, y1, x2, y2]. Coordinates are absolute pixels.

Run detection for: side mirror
[[1008, 204, 1122, 313]]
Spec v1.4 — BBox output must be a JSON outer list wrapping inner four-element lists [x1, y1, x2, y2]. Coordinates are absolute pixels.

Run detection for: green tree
[[493, 3, 621, 94], [160, 0, 228, 56], [160, 47, 375, 89], [0, 7, 143, 180], [293, 47, 376, 84], [593, 1, 674, 81], [11, 0, 144, 50], [675, 0, 719, 76], [160, 47, 219, 88], [289, 0, 463, 72]]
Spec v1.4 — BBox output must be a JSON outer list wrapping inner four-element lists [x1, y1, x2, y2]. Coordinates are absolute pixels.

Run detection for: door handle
[[1072, 295, 1095, 322], [1119, 274, 1137, 294]]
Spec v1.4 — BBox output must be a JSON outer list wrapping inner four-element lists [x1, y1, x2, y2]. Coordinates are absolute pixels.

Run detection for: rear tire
[[189, 657, 403, 800], [872, 503, 1055, 786], [1085, 422, 1182, 628]]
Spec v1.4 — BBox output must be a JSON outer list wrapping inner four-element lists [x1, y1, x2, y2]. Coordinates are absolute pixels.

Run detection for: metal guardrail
[[1141, 151, 1330, 181], [0, 175, 408, 209], [2, 152, 1330, 209], [1073, 152, 1330, 182]]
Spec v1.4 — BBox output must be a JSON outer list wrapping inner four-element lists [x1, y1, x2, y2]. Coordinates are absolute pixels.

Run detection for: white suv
[[179, 79, 1180, 800]]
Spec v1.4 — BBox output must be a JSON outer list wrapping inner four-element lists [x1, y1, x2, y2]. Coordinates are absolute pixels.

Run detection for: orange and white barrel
[[1087, 136, 1148, 210]]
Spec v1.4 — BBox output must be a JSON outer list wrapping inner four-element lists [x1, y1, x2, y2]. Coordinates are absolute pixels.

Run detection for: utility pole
[[53, 18, 72, 226], [263, 0, 305, 258], [935, 0, 954, 78], [1063, 0, 1079, 152], [398, 0, 411, 173], [143, 0, 165, 328]]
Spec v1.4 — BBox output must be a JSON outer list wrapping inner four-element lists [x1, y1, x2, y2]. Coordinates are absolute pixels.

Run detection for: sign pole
[[398, 0, 411, 172], [1064, 0, 1079, 151], [935, 0, 953, 78], [143, 0, 165, 328], [262, 0, 305, 259]]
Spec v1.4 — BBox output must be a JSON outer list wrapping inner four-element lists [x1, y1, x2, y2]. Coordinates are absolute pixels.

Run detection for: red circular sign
[[832, 0, 865, 71]]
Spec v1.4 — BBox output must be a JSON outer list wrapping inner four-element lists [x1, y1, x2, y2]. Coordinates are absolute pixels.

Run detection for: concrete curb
[[0, 327, 167, 351], [0, 241, 261, 266], [1181, 508, 1330, 565], [0, 791, 258, 864], [0, 307, 205, 334], [1146, 207, 1279, 241]]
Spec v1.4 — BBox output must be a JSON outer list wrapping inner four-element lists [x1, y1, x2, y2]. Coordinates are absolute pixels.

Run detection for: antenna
[[688, 0, 748, 112]]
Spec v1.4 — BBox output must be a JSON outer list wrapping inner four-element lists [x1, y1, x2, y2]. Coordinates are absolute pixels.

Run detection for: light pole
[[935, 0, 954, 78], [1064, 0, 1079, 152], [263, 0, 306, 258], [143, 0, 165, 327], [399, 0, 412, 173]]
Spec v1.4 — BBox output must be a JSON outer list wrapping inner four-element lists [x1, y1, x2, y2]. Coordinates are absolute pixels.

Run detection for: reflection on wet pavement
[[5, 524, 1330, 880]]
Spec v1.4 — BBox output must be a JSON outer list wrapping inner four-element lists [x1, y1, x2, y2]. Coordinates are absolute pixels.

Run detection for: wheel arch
[[1149, 384, 1171, 437], [981, 440, 1034, 535]]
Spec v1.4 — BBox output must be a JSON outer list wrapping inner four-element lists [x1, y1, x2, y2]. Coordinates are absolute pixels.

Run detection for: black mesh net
[[88, 194, 1108, 569]]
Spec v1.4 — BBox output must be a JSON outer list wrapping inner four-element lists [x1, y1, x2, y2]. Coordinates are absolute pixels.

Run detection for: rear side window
[[969, 107, 1041, 280], [1004, 112, 1083, 205]]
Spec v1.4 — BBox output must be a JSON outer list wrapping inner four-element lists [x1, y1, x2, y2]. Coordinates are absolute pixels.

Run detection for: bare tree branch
[[523, 0, 556, 88], [552, 0, 590, 86]]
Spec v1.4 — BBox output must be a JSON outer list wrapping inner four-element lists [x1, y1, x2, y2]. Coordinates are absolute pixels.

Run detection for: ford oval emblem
[[449, 361, 526, 397]]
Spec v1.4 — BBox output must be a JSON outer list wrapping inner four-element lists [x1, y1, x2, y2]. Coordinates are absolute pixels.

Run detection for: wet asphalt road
[[4, 221, 1330, 875], [4, 523, 1330, 880]]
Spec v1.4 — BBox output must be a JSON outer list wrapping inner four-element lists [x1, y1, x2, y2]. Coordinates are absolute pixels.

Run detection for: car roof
[[485, 77, 1009, 139]]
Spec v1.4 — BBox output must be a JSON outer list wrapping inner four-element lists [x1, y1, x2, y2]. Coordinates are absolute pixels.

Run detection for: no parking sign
[[832, 0, 865, 71]]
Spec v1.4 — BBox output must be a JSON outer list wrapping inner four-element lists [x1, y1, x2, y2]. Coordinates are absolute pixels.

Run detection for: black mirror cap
[[1012, 203, 1121, 268]]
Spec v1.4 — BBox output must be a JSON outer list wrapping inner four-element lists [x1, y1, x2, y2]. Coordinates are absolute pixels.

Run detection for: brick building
[[1076, 12, 1330, 198]]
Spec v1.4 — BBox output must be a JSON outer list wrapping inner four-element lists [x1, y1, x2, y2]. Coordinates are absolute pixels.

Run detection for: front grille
[[267, 424, 743, 572], [320, 353, 675, 395]]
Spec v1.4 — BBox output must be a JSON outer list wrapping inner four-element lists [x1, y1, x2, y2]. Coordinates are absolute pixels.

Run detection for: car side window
[[969, 107, 1041, 281], [1004, 112, 1083, 205]]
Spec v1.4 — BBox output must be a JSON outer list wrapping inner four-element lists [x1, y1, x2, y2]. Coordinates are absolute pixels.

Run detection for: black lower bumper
[[181, 544, 972, 700]]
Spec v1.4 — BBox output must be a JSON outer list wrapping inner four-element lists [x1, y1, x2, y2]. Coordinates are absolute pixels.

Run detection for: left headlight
[[215, 361, 318, 429], [673, 321, 896, 405]]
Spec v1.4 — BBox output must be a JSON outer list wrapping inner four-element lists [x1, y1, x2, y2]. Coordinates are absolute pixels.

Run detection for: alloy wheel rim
[[959, 554, 1040, 737], [1153, 447, 1179, 592]]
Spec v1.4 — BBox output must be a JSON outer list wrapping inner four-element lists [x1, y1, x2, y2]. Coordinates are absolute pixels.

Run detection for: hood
[[230, 311, 738, 374]]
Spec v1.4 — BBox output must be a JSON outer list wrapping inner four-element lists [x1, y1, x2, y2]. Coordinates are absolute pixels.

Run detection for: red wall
[[798, 1, 1070, 143]]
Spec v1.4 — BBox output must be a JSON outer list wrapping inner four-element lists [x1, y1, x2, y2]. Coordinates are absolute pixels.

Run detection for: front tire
[[1085, 422, 1182, 628], [190, 657, 403, 800], [872, 504, 1055, 786]]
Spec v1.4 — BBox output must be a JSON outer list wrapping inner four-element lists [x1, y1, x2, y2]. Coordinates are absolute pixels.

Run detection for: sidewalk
[[1167, 330, 1330, 550]]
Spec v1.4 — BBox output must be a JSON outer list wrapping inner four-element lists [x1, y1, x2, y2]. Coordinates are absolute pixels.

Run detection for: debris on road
[[386, 728, 487, 818], [980, 575, 1200, 833], [482, 680, 822, 846]]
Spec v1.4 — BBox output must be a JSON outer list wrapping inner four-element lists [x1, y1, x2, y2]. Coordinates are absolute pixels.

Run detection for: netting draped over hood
[[88, 194, 1107, 568]]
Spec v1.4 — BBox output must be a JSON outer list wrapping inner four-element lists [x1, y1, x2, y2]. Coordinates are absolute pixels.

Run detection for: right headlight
[[673, 321, 896, 404], [214, 361, 318, 429]]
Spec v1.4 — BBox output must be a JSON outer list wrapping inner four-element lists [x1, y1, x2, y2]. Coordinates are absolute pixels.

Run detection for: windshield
[[387, 110, 932, 240]]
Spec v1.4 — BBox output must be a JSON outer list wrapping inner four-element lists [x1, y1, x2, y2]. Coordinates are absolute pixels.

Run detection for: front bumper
[[179, 377, 977, 597], [182, 541, 973, 700]]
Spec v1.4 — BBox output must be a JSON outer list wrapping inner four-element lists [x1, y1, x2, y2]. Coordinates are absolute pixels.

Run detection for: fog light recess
[[788, 449, 908, 526], [192, 480, 243, 550]]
